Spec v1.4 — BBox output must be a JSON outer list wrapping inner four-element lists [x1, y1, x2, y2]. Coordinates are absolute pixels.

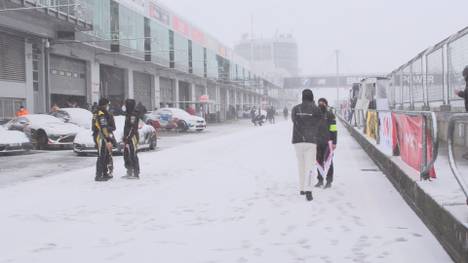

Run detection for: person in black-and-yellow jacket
[[315, 98, 337, 189], [92, 98, 116, 182]]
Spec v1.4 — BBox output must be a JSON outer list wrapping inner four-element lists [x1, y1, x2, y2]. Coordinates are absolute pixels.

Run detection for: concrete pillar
[[190, 82, 196, 107], [174, 78, 180, 108], [240, 91, 244, 110], [25, 42, 34, 112], [90, 60, 100, 103], [154, 75, 161, 109], [126, 69, 134, 99], [234, 89, 238, 106]]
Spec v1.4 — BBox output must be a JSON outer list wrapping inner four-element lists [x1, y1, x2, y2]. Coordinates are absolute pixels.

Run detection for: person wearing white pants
[[294, 143, 317, 193], [291, 89, 322, 201]]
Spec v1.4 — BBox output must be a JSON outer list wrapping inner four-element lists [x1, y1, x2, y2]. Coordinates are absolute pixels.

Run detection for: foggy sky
[[166, 0, 468, 76]]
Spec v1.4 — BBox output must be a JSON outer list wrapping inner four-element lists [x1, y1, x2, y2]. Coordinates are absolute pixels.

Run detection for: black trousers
[[95, 136, 113, 177], [316, 143, 334, 183], [124, 136, 140, 176]]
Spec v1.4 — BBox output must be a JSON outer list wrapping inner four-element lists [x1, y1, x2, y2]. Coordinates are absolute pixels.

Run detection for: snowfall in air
[[0, 122, 451, 263]]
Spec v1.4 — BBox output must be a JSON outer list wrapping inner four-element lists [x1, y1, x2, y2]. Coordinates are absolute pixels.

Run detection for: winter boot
[[102, 174, 113, 181], [95, 175, 105, 182], [305, 191, 313, 201], [324, 182, 332, 189], [122, 169, 133, 179], [315, 181, 324, 188], [300, 191, 305, 195]]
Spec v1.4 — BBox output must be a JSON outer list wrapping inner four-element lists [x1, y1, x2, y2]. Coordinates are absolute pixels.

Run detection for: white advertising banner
[[378, 112, 394, 156]]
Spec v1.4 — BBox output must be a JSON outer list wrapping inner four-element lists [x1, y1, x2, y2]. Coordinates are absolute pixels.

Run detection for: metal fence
[[389, 26, 468, 110]]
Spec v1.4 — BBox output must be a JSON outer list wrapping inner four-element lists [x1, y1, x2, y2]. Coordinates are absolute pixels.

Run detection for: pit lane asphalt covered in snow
[[0, 121, 452, 262]]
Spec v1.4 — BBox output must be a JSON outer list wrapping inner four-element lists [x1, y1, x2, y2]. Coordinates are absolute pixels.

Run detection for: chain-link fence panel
[[448, 32, 468, 101], [394, 70, 403, 105], [402, 65, 411, 103], [411, 58, 424, 103], [387, 73, 396, 106], [426, 47, 444, 102]]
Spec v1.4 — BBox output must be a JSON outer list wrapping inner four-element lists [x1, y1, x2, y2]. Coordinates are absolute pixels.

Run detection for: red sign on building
[[172, 15, 190, 37]]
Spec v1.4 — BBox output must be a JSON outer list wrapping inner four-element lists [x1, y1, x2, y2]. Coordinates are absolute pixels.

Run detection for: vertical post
[[421, 115, 428, 180], [409, 63, 415, 110], [443, 44, 450, 106], [422, 55, 430, 110]]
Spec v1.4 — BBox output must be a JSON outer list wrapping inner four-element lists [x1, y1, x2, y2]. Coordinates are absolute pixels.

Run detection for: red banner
[[393, 113, 436, 178], [172, 15, 190, 37]]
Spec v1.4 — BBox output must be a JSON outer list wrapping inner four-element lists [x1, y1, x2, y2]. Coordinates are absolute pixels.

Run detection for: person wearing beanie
[[92, 98, 116, 181], [291, 89, 322, 201], [455, 65, 468, 112], [122, 99, 141, 179], [315, 98, 337, 189]]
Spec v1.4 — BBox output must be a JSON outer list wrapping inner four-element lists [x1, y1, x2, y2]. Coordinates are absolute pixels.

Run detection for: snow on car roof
[[59, 108, 92, 128], [158, 108, 190, 116], [23, 114, 63, 124]]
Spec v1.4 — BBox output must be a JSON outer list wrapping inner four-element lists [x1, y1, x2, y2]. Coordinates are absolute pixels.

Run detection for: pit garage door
[[49, 55, 86, 106], [133, 71, 152, 110]]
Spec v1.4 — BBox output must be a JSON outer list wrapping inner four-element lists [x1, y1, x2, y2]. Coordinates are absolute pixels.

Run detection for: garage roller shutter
[[133, 71, 152, 109], [50, 55, 86, 96], [0, 32, 26, 82]]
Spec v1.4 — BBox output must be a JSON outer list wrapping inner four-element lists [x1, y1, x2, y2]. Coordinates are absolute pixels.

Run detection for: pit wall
[[338, 115, 468, 263]]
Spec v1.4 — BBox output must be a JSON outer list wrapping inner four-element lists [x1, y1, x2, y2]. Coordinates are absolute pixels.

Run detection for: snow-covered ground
[[0, 120, 252, 187], [0, 121, 451, 262]]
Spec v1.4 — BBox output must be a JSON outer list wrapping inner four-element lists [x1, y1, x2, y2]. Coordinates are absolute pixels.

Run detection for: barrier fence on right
[[387, 26, 468, 112], [337, 110, 468, 263], [341, 108, 468, 203]]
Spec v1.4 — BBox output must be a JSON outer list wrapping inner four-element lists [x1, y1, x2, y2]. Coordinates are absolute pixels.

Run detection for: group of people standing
[[92, 98, 141, 181], [291, 89, 337, 201]]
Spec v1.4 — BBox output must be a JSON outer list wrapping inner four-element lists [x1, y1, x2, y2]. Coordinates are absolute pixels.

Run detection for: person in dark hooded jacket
[[291, 89, 322, 201], [122, 99, 141, 179], [455, 66, 468, 112]]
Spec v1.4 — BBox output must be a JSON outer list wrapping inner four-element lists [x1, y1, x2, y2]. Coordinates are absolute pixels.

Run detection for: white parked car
[[4, 114, 83, 150], [49, 108, 93, 129], [73, 116, 157, 155], [153, 108, 206, 132], [0, 126, 33, 153]]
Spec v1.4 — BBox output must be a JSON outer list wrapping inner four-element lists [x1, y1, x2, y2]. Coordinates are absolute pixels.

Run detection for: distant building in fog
[[234, 34, 299, 78]]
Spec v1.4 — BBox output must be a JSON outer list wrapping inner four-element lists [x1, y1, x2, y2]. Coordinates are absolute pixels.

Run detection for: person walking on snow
[[315, 98, 337, 189], [93, 98, 116, 182], [283, 106, 289, 120], [291, 89, 322, 201], [122, 99, 141, 179]]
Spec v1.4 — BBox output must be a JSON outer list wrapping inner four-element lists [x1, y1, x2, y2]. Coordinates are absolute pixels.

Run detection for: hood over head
[[125, 99, 136, 114], [302, 89, 314, 102]]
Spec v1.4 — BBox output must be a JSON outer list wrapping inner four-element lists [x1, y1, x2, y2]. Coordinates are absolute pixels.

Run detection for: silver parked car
[[4, 114, 83, 150], [0, 126, 33, 154]]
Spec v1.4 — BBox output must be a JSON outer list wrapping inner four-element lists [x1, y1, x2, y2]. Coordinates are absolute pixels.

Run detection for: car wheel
[[149, 134, 157, 150], [177, 120, 189, 132], [35, 130, 48, 150]]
